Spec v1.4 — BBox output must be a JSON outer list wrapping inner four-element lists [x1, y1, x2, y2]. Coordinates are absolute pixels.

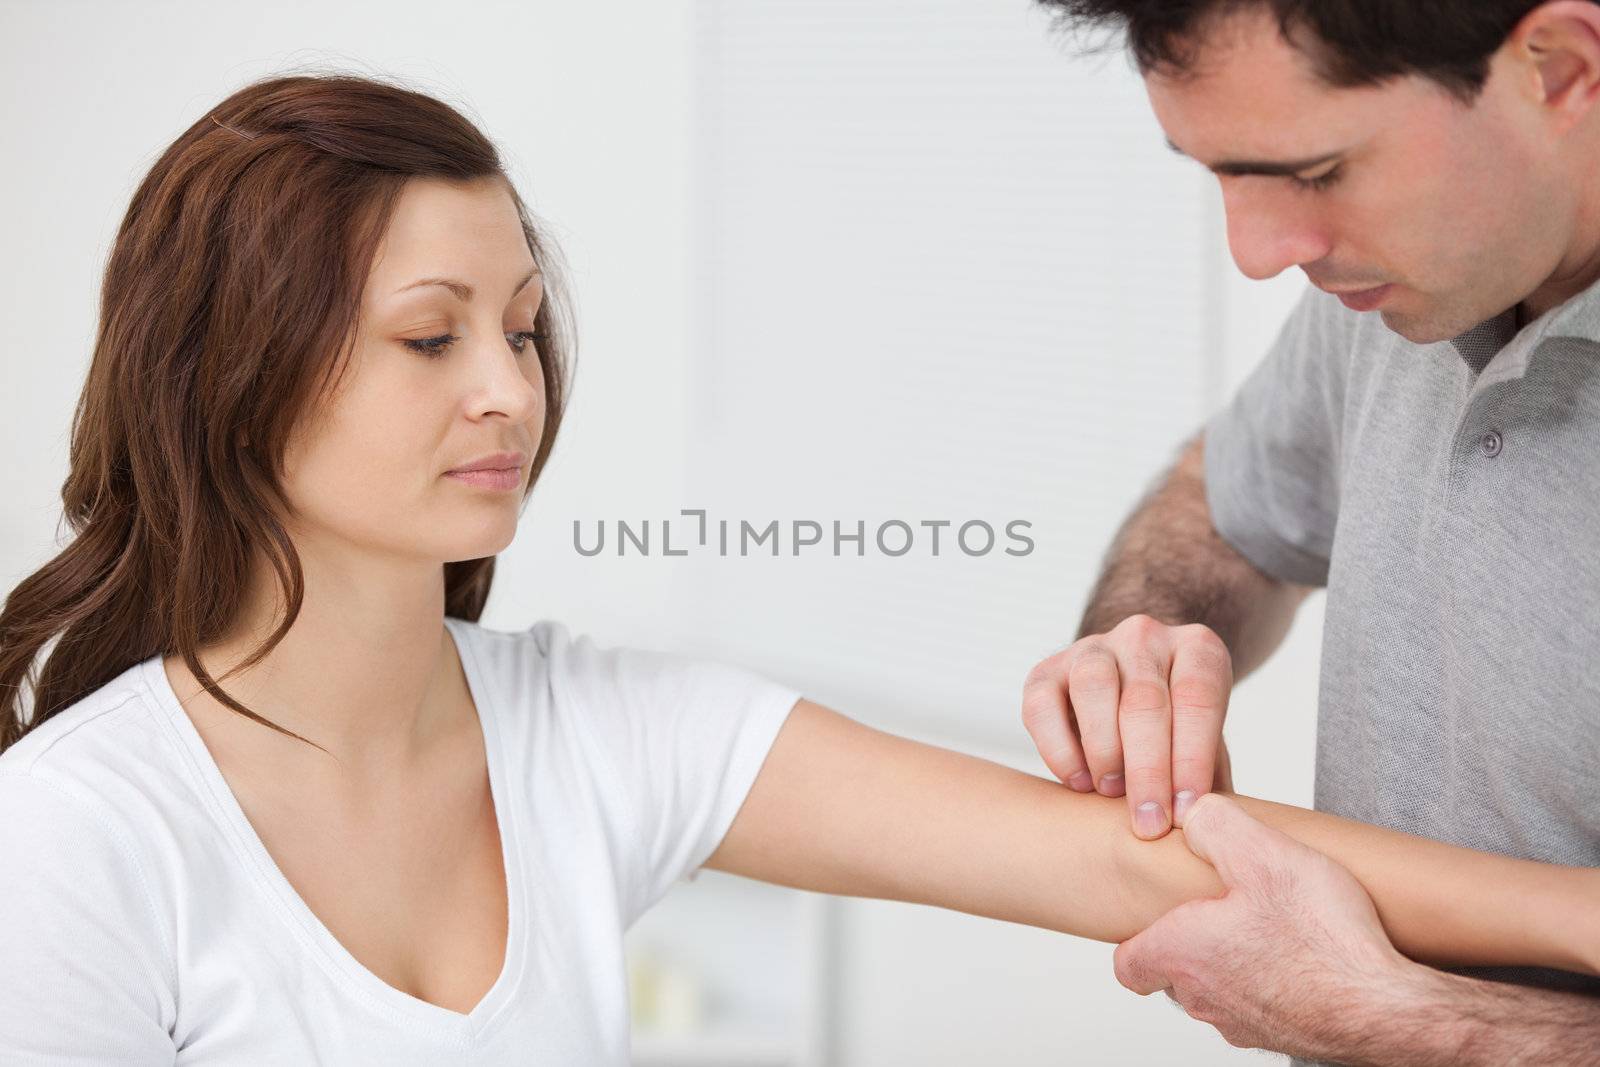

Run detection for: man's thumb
[[1179, 792, 1302, 888]]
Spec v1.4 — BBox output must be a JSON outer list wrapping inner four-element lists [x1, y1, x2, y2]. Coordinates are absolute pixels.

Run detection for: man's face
[[1144, 6, 1573, 343]]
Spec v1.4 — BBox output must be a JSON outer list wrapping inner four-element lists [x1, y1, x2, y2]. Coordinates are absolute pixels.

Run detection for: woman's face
[[281, 175, 546, 566]]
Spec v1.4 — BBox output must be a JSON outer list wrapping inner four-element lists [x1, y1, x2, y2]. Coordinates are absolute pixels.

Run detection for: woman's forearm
[[706, 700, 1600, 976], [1117, 793, 1600, 977]]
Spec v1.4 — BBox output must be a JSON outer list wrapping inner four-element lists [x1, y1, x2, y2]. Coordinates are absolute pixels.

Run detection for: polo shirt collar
[[1448, 268, 1600, 388]]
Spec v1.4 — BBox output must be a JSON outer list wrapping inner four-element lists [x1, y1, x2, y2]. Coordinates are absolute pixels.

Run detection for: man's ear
[[1511, 0, 1600, 134]]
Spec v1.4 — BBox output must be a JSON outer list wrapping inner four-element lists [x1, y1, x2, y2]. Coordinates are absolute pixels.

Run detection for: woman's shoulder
[[0, 705, 173, 960], [0, 759, 179, 1042], [448, 615, 792, 709], [0, 653, 202, 897], [456, 616, 803, 762], [0, 655, 166, 790], [448, 615, 573, 659], [451, 615, 623, 660], [448, 615, 670, 696]]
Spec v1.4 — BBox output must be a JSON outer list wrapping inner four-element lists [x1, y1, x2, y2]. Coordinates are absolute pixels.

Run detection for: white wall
[[1, 1, 1326, 1063]]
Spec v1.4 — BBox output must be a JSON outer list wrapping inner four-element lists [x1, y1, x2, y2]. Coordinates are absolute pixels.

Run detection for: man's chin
[[1377, 306, 1465, 347], [1377, 308, 1424, 341]]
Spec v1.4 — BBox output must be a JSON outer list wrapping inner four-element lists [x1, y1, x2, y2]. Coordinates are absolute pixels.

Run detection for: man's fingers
[[1179, 793, 1309, 888], [1066, 642, 1125, 797], [1116, 627, 1175, 839], [1032, 616, 1235, 829], [1020, 656, 1093, 791], [1168, 625, 1232, 825]]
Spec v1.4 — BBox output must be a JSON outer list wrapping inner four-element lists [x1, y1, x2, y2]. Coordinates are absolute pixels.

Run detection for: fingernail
[[1099, 772, 1125, 797], [1174, 789, 1198, 824], [1067, 770, 1093, 792], [1135, 801, 1168, 838]]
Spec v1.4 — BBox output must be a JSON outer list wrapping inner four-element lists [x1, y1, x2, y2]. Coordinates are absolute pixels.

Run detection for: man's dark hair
[[1039, 1, 1574, 102]]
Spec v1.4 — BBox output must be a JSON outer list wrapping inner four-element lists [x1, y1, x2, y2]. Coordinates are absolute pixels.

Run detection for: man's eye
[[1290, 165, 1343, 192]]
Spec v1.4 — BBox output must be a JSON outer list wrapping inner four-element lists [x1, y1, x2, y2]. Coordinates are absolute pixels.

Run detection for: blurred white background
[[0, 1, 1324, 1063]]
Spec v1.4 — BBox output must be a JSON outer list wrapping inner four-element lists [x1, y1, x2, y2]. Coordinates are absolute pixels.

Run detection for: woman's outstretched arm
[[703, 700, 1600, 977]]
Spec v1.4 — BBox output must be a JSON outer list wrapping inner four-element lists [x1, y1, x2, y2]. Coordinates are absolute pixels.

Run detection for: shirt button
[[1480, 429, 1503, 458]]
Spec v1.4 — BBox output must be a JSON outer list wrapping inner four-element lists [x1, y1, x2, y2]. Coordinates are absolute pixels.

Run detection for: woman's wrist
[[1107, 809, 1224, 936], [1579, 867, 1600, 976]]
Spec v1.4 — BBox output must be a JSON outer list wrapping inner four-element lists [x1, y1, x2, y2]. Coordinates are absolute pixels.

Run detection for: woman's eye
[[402, 331, 541, 358], [402, 333, 457, 356]]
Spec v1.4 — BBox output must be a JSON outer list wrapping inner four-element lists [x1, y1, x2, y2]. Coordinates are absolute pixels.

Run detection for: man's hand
[[1113, 793, 1418, 1061], [1021, 614, 1234, 840]]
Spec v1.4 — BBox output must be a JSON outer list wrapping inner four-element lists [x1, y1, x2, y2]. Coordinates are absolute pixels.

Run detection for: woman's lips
[[444, 467, 521, 490]]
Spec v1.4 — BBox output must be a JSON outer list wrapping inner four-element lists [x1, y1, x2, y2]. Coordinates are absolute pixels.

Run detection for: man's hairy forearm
[[1334, 964, 1600, 1067], [1078, 430, 1308, 677]]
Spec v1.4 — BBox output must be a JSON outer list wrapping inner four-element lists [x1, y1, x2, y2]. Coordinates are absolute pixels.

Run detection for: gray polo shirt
[[1204, 278, 1600, 1060]]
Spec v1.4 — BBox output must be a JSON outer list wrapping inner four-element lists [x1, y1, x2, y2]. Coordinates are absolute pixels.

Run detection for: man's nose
[[1222, 183, 1333, 281]]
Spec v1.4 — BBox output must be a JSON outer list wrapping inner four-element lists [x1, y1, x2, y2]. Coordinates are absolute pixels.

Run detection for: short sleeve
[[0, 771, 176, 1064], [1203, 284, 1352, 587], [533, 623, 803, 925]]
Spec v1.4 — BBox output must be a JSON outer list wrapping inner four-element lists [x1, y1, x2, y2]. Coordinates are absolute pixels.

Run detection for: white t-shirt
[[0, 617, 802, 1065]]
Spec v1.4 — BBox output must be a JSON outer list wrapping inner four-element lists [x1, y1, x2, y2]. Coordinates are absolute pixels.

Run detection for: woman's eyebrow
[[392, 266, 540, 303]]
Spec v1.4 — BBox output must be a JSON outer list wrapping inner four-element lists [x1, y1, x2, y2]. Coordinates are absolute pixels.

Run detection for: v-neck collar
[[139, 615, 526, 1041]]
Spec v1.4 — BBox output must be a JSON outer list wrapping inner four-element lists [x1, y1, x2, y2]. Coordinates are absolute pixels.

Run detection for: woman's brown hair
[[0, 71, 573, 755]]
